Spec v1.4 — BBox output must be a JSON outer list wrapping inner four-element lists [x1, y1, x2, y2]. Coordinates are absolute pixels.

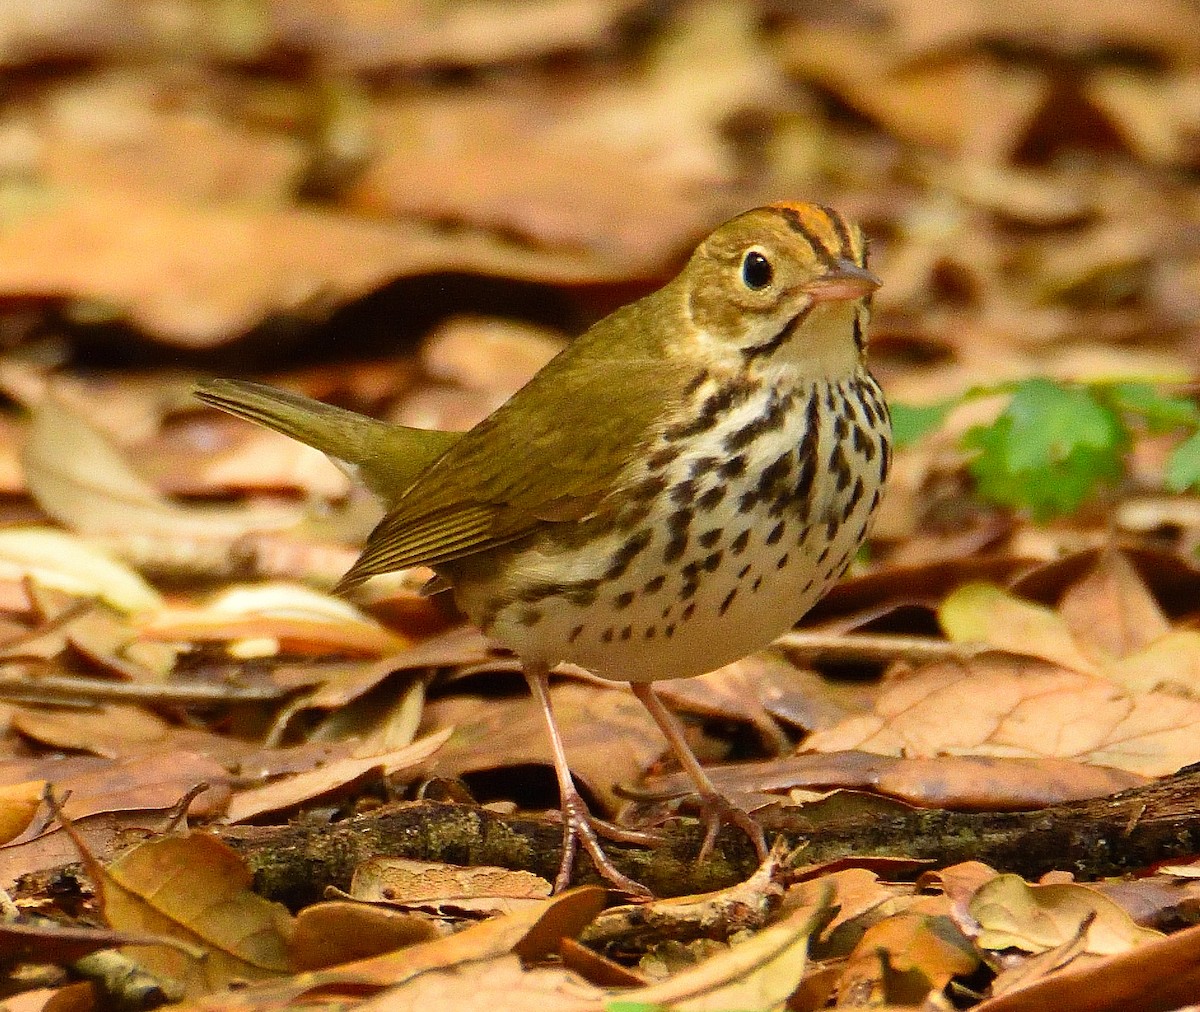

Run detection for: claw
[[557, 791, 654, 898], [694, 791, 769, 864]]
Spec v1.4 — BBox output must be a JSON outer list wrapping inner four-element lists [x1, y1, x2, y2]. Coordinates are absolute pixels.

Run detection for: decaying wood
[[209, 764, 1200, 908], [16, 764, 1200, 910]]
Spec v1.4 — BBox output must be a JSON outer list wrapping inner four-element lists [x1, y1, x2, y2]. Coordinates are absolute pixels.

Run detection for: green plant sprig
[[890, 378, 1200, 519]]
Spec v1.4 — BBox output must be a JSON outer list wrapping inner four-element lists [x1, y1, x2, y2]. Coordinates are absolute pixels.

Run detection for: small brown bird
[[196, 202, 891, 895]]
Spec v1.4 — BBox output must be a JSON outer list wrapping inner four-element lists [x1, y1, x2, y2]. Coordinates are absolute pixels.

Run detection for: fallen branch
[[212, 763, 1200, 907]]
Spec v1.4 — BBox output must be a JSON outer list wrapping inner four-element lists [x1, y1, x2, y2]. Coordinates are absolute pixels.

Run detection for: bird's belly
[[453, 375, 890, 682]]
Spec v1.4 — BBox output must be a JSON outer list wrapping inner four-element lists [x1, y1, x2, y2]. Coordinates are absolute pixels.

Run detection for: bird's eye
[[741, 250, 773, 290]]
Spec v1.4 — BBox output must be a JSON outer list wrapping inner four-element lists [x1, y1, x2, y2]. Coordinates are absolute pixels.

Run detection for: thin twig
[[774, 630, 983, 665], [0, 673, 289, 706]]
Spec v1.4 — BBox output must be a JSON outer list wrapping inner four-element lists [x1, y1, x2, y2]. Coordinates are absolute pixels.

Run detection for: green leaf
[[1002, 379, 1124, 471], [1104, 382, 1200, 432], [889, 401, 954, 448], [1166, 430, 1200, 492], [962, 378, 1127, 519]]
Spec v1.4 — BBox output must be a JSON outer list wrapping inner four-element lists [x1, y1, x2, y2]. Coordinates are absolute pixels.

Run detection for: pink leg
[[525, 663, 653, 897], [630, 681, 769, 863]]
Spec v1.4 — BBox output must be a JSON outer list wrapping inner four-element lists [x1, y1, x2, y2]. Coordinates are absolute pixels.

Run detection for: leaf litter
[[1, 0, 1199, 1009]]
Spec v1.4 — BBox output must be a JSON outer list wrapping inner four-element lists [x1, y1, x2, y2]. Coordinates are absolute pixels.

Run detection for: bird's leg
[[524, 663, 653, 897], [629, 681, 769, 864]]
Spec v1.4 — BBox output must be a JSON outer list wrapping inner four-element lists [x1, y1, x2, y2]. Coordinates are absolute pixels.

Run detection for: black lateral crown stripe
[[774, 206, 838, 268], [819, 205, 855, 262]]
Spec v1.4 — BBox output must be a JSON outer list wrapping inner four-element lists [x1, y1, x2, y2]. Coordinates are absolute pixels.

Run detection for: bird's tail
[[194, 378, 460, 503]]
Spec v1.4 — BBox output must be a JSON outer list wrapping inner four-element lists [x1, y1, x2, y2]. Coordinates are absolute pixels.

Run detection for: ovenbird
[[196, 202, 891, 895]]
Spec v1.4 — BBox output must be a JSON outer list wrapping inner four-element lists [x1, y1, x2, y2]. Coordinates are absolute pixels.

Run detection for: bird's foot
[[555, 790, 654, 899], [693, 791, 769, 865]]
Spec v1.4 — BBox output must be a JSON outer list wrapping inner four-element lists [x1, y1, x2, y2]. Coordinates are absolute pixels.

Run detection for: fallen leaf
[[802, 656, 1200, 776], [837, 911, 979, 1006], [223, 728, 451, 824], [971, 920, 1200, 1012], [178, 887, 606, 1008], [609, 893, 830, 1011], [644, 750, 1146, 810], [289, 901, 441, 971], [99, 832, 295, 996], [0, 528, 161, 614], [349, 857, 551, 912], [939, 582, 1101, 674], [1057, 551, 1171, 661], [22, 395, 304, 542], [969, 874, 1163, 955], [0, 778, 44, 844]]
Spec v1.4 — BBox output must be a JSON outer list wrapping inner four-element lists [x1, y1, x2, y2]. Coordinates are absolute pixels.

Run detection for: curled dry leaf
[[940, 565, 1200, 695], [970, 920, 1200, 1012], [138, 581, 406, 657], [608, 891, 831, 1012], [177, 887, 606, 1008], [968, 874, 1163, 957], [0, 778, 43, 844]]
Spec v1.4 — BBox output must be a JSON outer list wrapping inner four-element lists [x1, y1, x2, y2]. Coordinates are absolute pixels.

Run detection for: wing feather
[[337, 290, 694, 588]]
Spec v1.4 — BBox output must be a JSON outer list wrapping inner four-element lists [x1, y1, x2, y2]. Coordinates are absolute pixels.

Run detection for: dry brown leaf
[[940, 573, 1200, 695], [939, 582, 1101, 674], [0, 188, 632, 347], [802, 655, 1200, 776], [356, 954, 603, 1012], [836, 911, 979, 1006], [349, 857, 551, 911], [883, 0, 1200, 63], [99, 832, 294, 996], [267, 0, 645, 70], [0, 981, 96, 1012], [223, 728, 451, 824], [969, 874, 1163, 956], [611, 893, 830, 1011], [10, 704, 179, 759], [797, 869, 916, 963], [971, 919, 1200, 1012], [22, 395, 305, 542], [1057, 552, 1172, 661], [0, 750, 230, 850], [0, 528, 161, 614], [175, 887, 605, 1009], [646, 749, 1145, 810], [138, 582, 406, 657], [0, 919, 193, 971], [289, 900, 441, 971], [0, 778, 43, 844]]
